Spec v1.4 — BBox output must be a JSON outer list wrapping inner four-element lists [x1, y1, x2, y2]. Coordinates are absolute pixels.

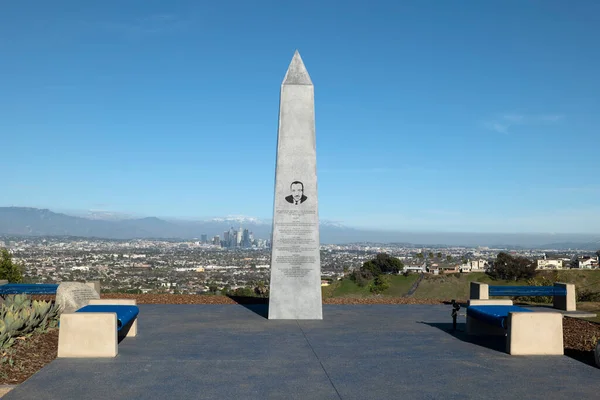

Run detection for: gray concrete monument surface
[[268, 51, 323, 320]]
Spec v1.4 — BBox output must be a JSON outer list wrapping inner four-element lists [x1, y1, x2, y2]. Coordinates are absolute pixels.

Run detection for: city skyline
[[2, 206, 600, 249], [1, 2, 599, 234]]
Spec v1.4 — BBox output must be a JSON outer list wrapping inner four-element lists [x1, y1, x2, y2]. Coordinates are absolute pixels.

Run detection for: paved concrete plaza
[[4, 305, 599, 399]]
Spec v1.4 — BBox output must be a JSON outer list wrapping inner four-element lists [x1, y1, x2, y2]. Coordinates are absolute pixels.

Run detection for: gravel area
[[563, 316, 600, 367], [563, 317, 600, 351], [0, 329, 58, 385], [99, 293, 444, 305]]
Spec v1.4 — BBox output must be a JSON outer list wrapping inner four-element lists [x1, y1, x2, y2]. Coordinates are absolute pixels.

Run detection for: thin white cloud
[[502, 114, 526, 124], [483, 113, 564, 133], [483, 121, 509, 134]]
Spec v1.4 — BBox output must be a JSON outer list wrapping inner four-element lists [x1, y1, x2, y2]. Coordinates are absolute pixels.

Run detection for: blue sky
[[1, 1, 599, 234]]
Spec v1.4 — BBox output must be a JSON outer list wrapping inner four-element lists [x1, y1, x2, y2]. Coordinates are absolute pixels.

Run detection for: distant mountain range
[[0, 207, 349, 243], [0, 207, 599, 249]]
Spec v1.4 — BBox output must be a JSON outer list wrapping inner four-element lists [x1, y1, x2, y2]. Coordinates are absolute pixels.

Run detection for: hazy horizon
[[2, 206, 600, 241]]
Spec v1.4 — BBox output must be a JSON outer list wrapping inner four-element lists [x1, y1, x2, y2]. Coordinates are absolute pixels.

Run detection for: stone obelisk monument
[[268, 51, 323, 320]]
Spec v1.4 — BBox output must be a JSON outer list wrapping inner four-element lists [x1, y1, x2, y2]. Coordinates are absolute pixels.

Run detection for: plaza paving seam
[[296, 320, 343, 400]]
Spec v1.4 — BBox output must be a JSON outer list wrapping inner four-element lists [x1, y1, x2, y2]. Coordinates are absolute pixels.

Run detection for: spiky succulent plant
[[0, 294, 62, 346]]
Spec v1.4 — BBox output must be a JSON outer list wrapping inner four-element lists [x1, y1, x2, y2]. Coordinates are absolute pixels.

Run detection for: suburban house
[[426, 263, 459, 274], [578, 256, 599, 269], [440, 265, 460, 274], [404, 262, 427, 274], [458, 259, 489, 273], [537, 258, 564, 270]]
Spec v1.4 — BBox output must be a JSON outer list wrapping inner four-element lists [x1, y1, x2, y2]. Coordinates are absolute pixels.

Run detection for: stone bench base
[[466, 300, 564, 355], [507, 311, 563, 355], [57, 299, 137, 358]]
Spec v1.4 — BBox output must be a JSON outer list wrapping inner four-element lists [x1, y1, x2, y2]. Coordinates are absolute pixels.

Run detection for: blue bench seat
[[0, 283, 59, 295], [488, 286, 567, 297], [467, 305, 532, 329], [76, 305, 139, 332]]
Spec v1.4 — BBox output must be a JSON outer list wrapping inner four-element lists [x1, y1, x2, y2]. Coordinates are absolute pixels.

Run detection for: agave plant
[[46, 302, 61, 329], [0, 320, 16, 349], [16, 307, 40, 336], [3, 294, 31, 310], [35, 301, 61, 332], [32, 300, 51, 316], [2, 310, 26, 334], [0, 294, 62, 347]]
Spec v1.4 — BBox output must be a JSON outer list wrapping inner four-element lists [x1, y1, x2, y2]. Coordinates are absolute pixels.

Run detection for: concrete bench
[[466, 299, 563, 355], [470, 282, 576, 311], [58, 299, 139, 358]]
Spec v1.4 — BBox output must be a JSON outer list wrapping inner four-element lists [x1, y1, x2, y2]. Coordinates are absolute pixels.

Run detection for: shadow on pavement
[[227, 296, 269, 319], [418, 321, 507, 353], [564, 348, 598, 368], [422, 321, 600, 368]]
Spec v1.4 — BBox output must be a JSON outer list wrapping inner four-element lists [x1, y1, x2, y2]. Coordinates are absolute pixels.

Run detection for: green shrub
[[362, 253, 404, 277], [487, 252, 536, 281], [0, 248, 24, 283], [577, 290, 600, 302], [370, 275, 391, 294], [0, 294, 60, 350], [231, 287, 255, 297], [350, 269, 373, 287]]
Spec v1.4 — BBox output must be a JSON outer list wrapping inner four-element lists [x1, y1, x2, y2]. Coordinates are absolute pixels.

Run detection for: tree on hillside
[[351, 269, 373, 287], [254, 281, 269, 297], [446, 255, 452, 262], [361, 253, 404, 276], [416, 253, 424, 260], [350, 253, 404, 287], [207, 282, 219, 294], [568, 256, 579, 269], [370, 275, 390, 294], [487, 252, 536, 281], [0, 248, 24, 283], [436, 252, 442, 258]]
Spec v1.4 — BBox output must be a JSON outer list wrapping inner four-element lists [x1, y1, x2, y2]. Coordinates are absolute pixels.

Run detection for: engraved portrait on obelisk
[[285, 181, 308, 205], [268, 51, 323, 320]]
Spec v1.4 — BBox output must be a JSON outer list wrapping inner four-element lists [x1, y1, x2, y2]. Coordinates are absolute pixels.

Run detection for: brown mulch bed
[[98, 293, 445, 305], [324, 297, 442, 304], [563, 316, 600, 366], [102, 293, 240, 304], [1, 296, 598, 385], [0, 329, 58, 385]]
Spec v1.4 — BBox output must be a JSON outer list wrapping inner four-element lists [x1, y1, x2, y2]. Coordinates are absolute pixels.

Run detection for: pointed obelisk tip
[[282, 50, 313, 86]]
